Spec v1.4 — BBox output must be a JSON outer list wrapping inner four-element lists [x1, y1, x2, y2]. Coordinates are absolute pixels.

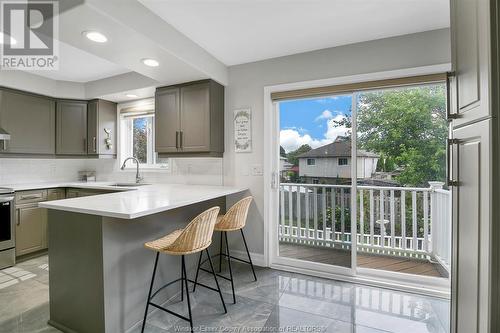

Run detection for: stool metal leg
[[218, 231, 223, 273], [192, 251, 203, 292], [181, 255, 193, 331], [205, 249, 227, 313], [181, 258, 185, 301], [241, 229, 257, 281], [141, 252, 159, 333], [224, 231, 236, 304]]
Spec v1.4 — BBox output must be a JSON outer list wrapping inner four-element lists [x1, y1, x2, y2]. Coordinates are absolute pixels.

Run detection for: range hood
[[0, 127, 11, 140]]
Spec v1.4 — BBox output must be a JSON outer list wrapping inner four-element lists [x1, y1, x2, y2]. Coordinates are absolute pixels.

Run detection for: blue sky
[[279, 95, 352, 152]]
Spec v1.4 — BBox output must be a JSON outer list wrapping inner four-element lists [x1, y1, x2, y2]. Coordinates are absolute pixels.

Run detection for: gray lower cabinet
[[16, 204, 46, 256], [87, 99, 117, 157], [0, 88, 56, 154], [155, 79, 224, 157], [66, 188, 111, 198], [47, 188, 66, 201], [14, 187, 116, 257], [56, 100, 88, 155], [15, 189, 49, 257]]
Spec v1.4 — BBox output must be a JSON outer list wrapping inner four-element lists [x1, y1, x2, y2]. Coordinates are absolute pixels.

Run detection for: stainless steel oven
[[0, 187, 15, 269]]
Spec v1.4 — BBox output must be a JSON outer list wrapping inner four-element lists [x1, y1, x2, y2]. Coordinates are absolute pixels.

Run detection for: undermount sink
[[110, 183, 151, 187]]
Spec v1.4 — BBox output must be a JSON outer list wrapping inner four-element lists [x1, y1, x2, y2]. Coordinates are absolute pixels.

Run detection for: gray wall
[[224, 28, 451, 256]]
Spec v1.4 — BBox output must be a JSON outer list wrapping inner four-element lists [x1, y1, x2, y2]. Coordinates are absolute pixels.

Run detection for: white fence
[[279, 182, 452, 272]]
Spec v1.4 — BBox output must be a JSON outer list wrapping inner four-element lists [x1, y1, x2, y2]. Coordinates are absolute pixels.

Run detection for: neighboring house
[[297, 137, 379, 184], [279, 156, 293, 179]]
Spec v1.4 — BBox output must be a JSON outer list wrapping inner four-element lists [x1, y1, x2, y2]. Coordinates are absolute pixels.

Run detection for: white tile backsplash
[[0, 158, 224, 186]]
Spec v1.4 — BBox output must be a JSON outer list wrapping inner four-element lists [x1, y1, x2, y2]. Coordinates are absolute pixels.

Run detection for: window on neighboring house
[[312, 179, 319, 184], [119, 100, 168, 170], [307, 158, 316, 166], [338, 158, 348, 166]]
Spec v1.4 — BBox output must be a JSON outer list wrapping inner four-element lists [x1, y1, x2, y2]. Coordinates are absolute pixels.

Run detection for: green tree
[[280, 146, 287, 157], [133, 118, 148, 163], [357, 85, 447, 186], [330, 85, 447, 186], [287, 144, 312, 166]]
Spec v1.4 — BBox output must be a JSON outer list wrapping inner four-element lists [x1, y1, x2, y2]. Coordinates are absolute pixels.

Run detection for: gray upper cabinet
[[180, 83, 211, 152], [0, 88, 55, 154], [155, 80, 224, 157], [449, 0, 491, 127], [56, 100, 88, 155], [87, 99, 117, 157], [155, 87, 180, 153]]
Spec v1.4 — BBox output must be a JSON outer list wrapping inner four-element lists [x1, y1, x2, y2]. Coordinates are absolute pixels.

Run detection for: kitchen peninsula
[[39, 184, 247, 333]]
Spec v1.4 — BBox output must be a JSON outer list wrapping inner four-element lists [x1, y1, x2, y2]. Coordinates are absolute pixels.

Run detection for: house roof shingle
[[297, 138, 379, 159]]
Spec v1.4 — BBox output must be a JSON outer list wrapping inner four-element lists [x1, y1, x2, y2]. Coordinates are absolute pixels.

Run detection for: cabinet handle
[[175, 131, 179, 149], [93, 137, 97, 152], [447, 138, 460, 187], [17, 209, 20, 226], [179, 131, 183, 149], [446, 71, 461, 121]]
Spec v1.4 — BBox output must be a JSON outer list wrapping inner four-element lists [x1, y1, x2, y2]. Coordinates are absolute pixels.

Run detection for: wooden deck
[[279, 243, 448, 278]]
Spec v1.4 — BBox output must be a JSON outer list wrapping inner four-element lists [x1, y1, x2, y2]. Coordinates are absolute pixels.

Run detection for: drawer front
[[47, 188, 66, 201], [15, 190, 48, 205]]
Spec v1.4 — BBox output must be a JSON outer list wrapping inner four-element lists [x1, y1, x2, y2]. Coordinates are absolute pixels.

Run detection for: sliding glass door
[[272, 79, 451, 285], [355, 83, 450, 279], [277, 94, 354, 271]]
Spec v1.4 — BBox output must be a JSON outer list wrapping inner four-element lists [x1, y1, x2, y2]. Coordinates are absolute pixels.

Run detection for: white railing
[[279, 182, 452, 271]]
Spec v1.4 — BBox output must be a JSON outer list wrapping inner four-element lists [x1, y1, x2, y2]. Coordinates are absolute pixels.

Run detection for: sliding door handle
[[447, 138, 460, 187], [446, 71, 461, 121]]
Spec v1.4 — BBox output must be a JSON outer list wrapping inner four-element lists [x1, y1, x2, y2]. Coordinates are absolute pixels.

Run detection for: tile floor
[[0, 255, 450, 333]]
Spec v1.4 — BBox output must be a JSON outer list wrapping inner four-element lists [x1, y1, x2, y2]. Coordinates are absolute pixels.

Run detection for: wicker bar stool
[[192, 196, 256, 304], [141, 206, 226, 333]]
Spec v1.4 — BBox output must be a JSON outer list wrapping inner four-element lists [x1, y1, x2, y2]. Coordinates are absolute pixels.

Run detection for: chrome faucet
[[120, 157, 143, 183]]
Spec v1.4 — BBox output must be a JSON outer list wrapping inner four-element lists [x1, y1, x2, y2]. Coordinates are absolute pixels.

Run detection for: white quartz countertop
[[38, 183, 247, 219], [3, 181, 135, 191]]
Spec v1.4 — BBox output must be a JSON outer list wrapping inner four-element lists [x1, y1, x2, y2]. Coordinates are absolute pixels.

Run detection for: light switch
[[251, 164, 263, 176]]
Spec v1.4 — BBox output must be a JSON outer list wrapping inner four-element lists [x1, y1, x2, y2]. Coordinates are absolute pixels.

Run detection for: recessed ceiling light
[[0, 32, 16, 45], [126, 94, 139, 98], [141, 58, 159, 67], [83, 31, 108, 43]]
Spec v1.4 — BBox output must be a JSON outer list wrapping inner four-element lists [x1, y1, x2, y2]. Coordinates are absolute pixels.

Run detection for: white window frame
[[307, 158, 316, 166], [118, 100, 169, 172], [338, 157, 348, 166]]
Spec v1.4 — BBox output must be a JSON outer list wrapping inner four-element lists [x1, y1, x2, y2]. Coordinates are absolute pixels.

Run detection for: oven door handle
[[0, 196, 14, 203]]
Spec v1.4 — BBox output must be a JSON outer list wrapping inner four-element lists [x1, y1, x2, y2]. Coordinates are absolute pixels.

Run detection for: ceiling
[[27, 41, 130, 82], [139, 0, 450, 66], [7, 0, 450, 101]]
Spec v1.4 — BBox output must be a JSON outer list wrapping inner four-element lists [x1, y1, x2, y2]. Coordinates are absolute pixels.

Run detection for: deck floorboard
[[279, 243, 447, 278]]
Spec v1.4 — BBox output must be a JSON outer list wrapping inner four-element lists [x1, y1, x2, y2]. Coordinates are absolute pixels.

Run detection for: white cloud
[[280, 114, 350, 152], [314, 109, 334, 122], [325, 114, 350, 140], [280, 129, 329, 152]]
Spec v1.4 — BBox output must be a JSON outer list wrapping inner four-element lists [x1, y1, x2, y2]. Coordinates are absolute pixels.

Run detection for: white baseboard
[[229, 249, 266, 267]]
